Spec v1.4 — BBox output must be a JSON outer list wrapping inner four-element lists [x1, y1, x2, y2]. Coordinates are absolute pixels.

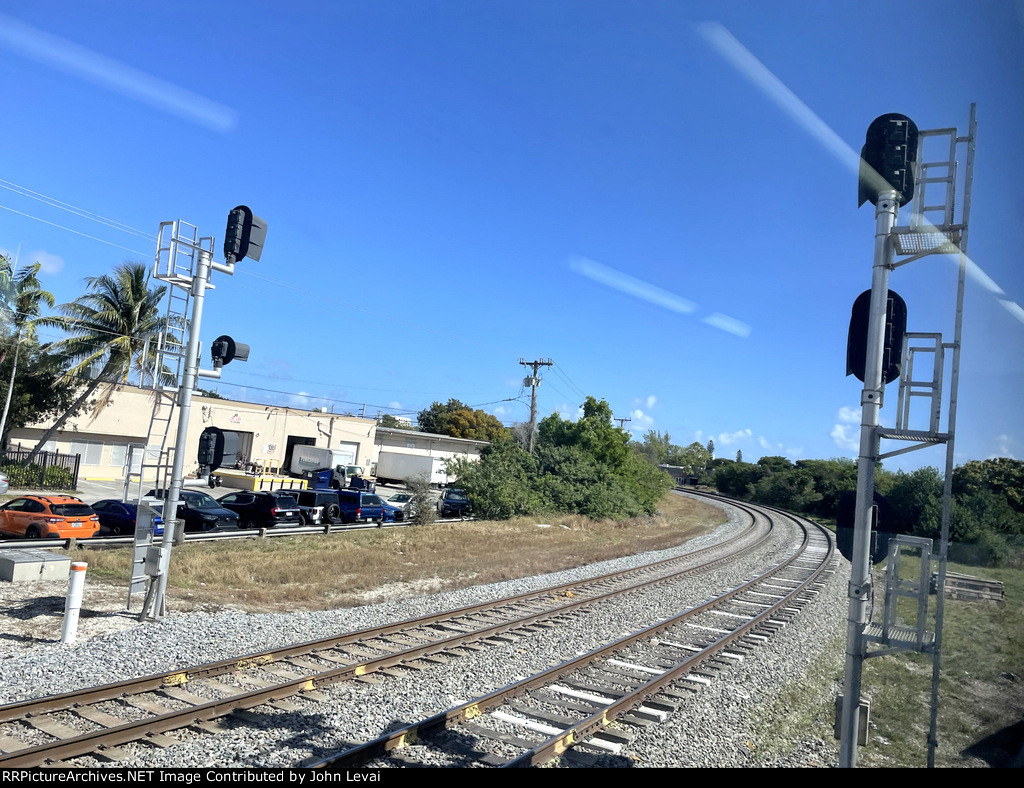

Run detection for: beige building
[[9, 384, 378, 482], [10, 384, 488, 485]]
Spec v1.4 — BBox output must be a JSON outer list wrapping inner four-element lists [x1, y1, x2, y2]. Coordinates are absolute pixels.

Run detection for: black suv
[[291, 489, 342, 525], [217, 491, 301, 528], [437, 488, 471, 519]]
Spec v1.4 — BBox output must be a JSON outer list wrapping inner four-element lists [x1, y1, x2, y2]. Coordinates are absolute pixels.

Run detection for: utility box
[[835, 695, 870, 746], [0, 549, 72, 583]]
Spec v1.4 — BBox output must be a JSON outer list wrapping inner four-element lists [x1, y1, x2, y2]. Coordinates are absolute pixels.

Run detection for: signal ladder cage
[[123, 221, 214, 602]]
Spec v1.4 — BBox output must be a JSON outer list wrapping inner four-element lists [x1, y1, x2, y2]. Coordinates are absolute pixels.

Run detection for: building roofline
[[376, 427, 490, 447]]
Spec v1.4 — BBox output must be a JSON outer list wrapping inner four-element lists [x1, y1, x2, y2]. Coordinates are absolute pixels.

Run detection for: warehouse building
[[7, 384, 486, 487]]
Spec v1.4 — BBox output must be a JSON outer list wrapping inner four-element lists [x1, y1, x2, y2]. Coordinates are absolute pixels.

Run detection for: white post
[[61, 562, 88, 644]]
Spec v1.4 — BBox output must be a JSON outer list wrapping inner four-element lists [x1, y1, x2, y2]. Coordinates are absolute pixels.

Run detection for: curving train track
[[0, 492, 839, 768]]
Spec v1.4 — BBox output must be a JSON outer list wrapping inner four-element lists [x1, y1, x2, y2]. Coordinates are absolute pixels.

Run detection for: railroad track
[[303, 505, 837, 768], [0, 494, 770, 767]]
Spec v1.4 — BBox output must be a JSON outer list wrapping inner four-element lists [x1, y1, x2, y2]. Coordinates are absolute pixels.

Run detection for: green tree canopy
[[953, 458, 1024, 514], [417, 398, 508, 441], [634, 429, 674, 466], [28, 262, 170, 462], [452, 395, 672, 520], [0, 335, 76, 447], [0, 256, 57, 442], [379, 413, 413, 429]]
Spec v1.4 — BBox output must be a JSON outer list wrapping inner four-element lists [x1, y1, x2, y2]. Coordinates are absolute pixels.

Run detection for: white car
[[386, 492, 413, 512], [0, 473, 9, 495]]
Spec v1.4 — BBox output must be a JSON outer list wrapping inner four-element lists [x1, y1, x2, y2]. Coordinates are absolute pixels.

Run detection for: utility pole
[[519, 358, 552, 453], [614, 417, 631, 430]]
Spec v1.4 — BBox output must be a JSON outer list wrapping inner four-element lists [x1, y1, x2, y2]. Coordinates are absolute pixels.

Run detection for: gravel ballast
[[0, 496, 848, 768]]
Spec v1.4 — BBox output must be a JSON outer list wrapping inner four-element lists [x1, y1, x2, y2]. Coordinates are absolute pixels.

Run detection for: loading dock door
[[334, 442, 358, 465]]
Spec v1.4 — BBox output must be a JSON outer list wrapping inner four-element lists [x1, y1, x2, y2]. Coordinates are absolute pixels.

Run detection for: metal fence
[[0, 448, 81, 491]]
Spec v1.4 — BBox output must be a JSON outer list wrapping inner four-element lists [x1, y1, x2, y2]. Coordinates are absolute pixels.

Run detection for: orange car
[[0, 495, 100, 539]]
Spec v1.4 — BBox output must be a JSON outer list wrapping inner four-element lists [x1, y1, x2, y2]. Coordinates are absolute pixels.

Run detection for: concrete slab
[[0, 548, 72, 583]]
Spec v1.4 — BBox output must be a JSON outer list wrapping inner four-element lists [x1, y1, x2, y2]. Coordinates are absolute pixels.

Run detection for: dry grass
[[69, 492, 725, 612]]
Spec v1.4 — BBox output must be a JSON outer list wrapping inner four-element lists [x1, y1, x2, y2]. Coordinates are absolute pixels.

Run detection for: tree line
[[709, 454, 1023, 566]]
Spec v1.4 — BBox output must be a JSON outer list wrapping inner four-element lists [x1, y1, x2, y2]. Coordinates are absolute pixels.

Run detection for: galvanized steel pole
[[143, 243, 212, 621], [839, 188, 899, 767]]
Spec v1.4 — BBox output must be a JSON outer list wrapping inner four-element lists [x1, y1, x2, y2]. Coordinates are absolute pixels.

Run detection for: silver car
[[0, 473, 8, 495]]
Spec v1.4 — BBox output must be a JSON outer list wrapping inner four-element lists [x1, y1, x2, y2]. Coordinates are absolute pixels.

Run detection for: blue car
[[91, 499, 164, 537]]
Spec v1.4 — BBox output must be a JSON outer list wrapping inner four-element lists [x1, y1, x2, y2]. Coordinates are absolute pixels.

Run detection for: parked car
[[0, 495, 100, 539], [437, 488, 471, 519], [0, 472, 8, 495], [144, 489, 240, 532], [91, 499, 164, 537], [381, 499, 405, 522], [217, 491, 302, 528], [386, 492, 413, 514], [335, 490, 395, 524], [291, 489, 343, 525]]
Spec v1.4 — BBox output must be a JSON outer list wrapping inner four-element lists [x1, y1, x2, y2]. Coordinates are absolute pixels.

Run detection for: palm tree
[[0, 256, 55, 445], [26, 262, 170, 464]]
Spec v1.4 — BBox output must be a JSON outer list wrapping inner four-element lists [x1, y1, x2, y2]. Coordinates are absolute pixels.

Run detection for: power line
[[552, 363, 588, 399], [0, 178, 155, 241], [0, 203, 151, 257]]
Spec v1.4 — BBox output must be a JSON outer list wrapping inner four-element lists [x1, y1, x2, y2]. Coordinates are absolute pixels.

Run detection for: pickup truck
[[335, 490, 395, 525]]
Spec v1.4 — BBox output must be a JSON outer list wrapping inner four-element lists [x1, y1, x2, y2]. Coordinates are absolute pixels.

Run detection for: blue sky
[[1, 1, 1021, 472]]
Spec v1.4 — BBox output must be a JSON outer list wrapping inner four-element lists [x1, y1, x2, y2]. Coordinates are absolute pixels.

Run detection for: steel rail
[[303, 508, 832, 769]]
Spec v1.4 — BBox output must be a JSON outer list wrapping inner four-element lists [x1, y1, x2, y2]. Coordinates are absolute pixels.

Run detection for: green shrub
[[43, 465, 74, 489], [1, 461, 75, 490]]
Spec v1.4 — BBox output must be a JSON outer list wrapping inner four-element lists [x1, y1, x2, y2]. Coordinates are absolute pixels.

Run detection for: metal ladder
[[122, 220, 205, 503], [875, 111, 976, 459]]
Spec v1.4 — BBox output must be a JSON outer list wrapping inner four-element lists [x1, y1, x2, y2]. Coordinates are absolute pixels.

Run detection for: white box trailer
[[375, 452, 449, 487], [289, 446, 364, 484]]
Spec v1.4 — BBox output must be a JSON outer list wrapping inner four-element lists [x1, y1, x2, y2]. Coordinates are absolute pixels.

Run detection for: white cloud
[[831, 424, 859, 452], [988, 434, 1018, 460], [30, 250, 64, 275], [717, 428, 752, 446], [832, 406, 862, 452], [556, 402, 583, 420], [757, 435, 772, 450], [630, 409, 655, 429], [287, 391, 313, 407], [838, 406, 860, 424], [646, 395, 657, 409]]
